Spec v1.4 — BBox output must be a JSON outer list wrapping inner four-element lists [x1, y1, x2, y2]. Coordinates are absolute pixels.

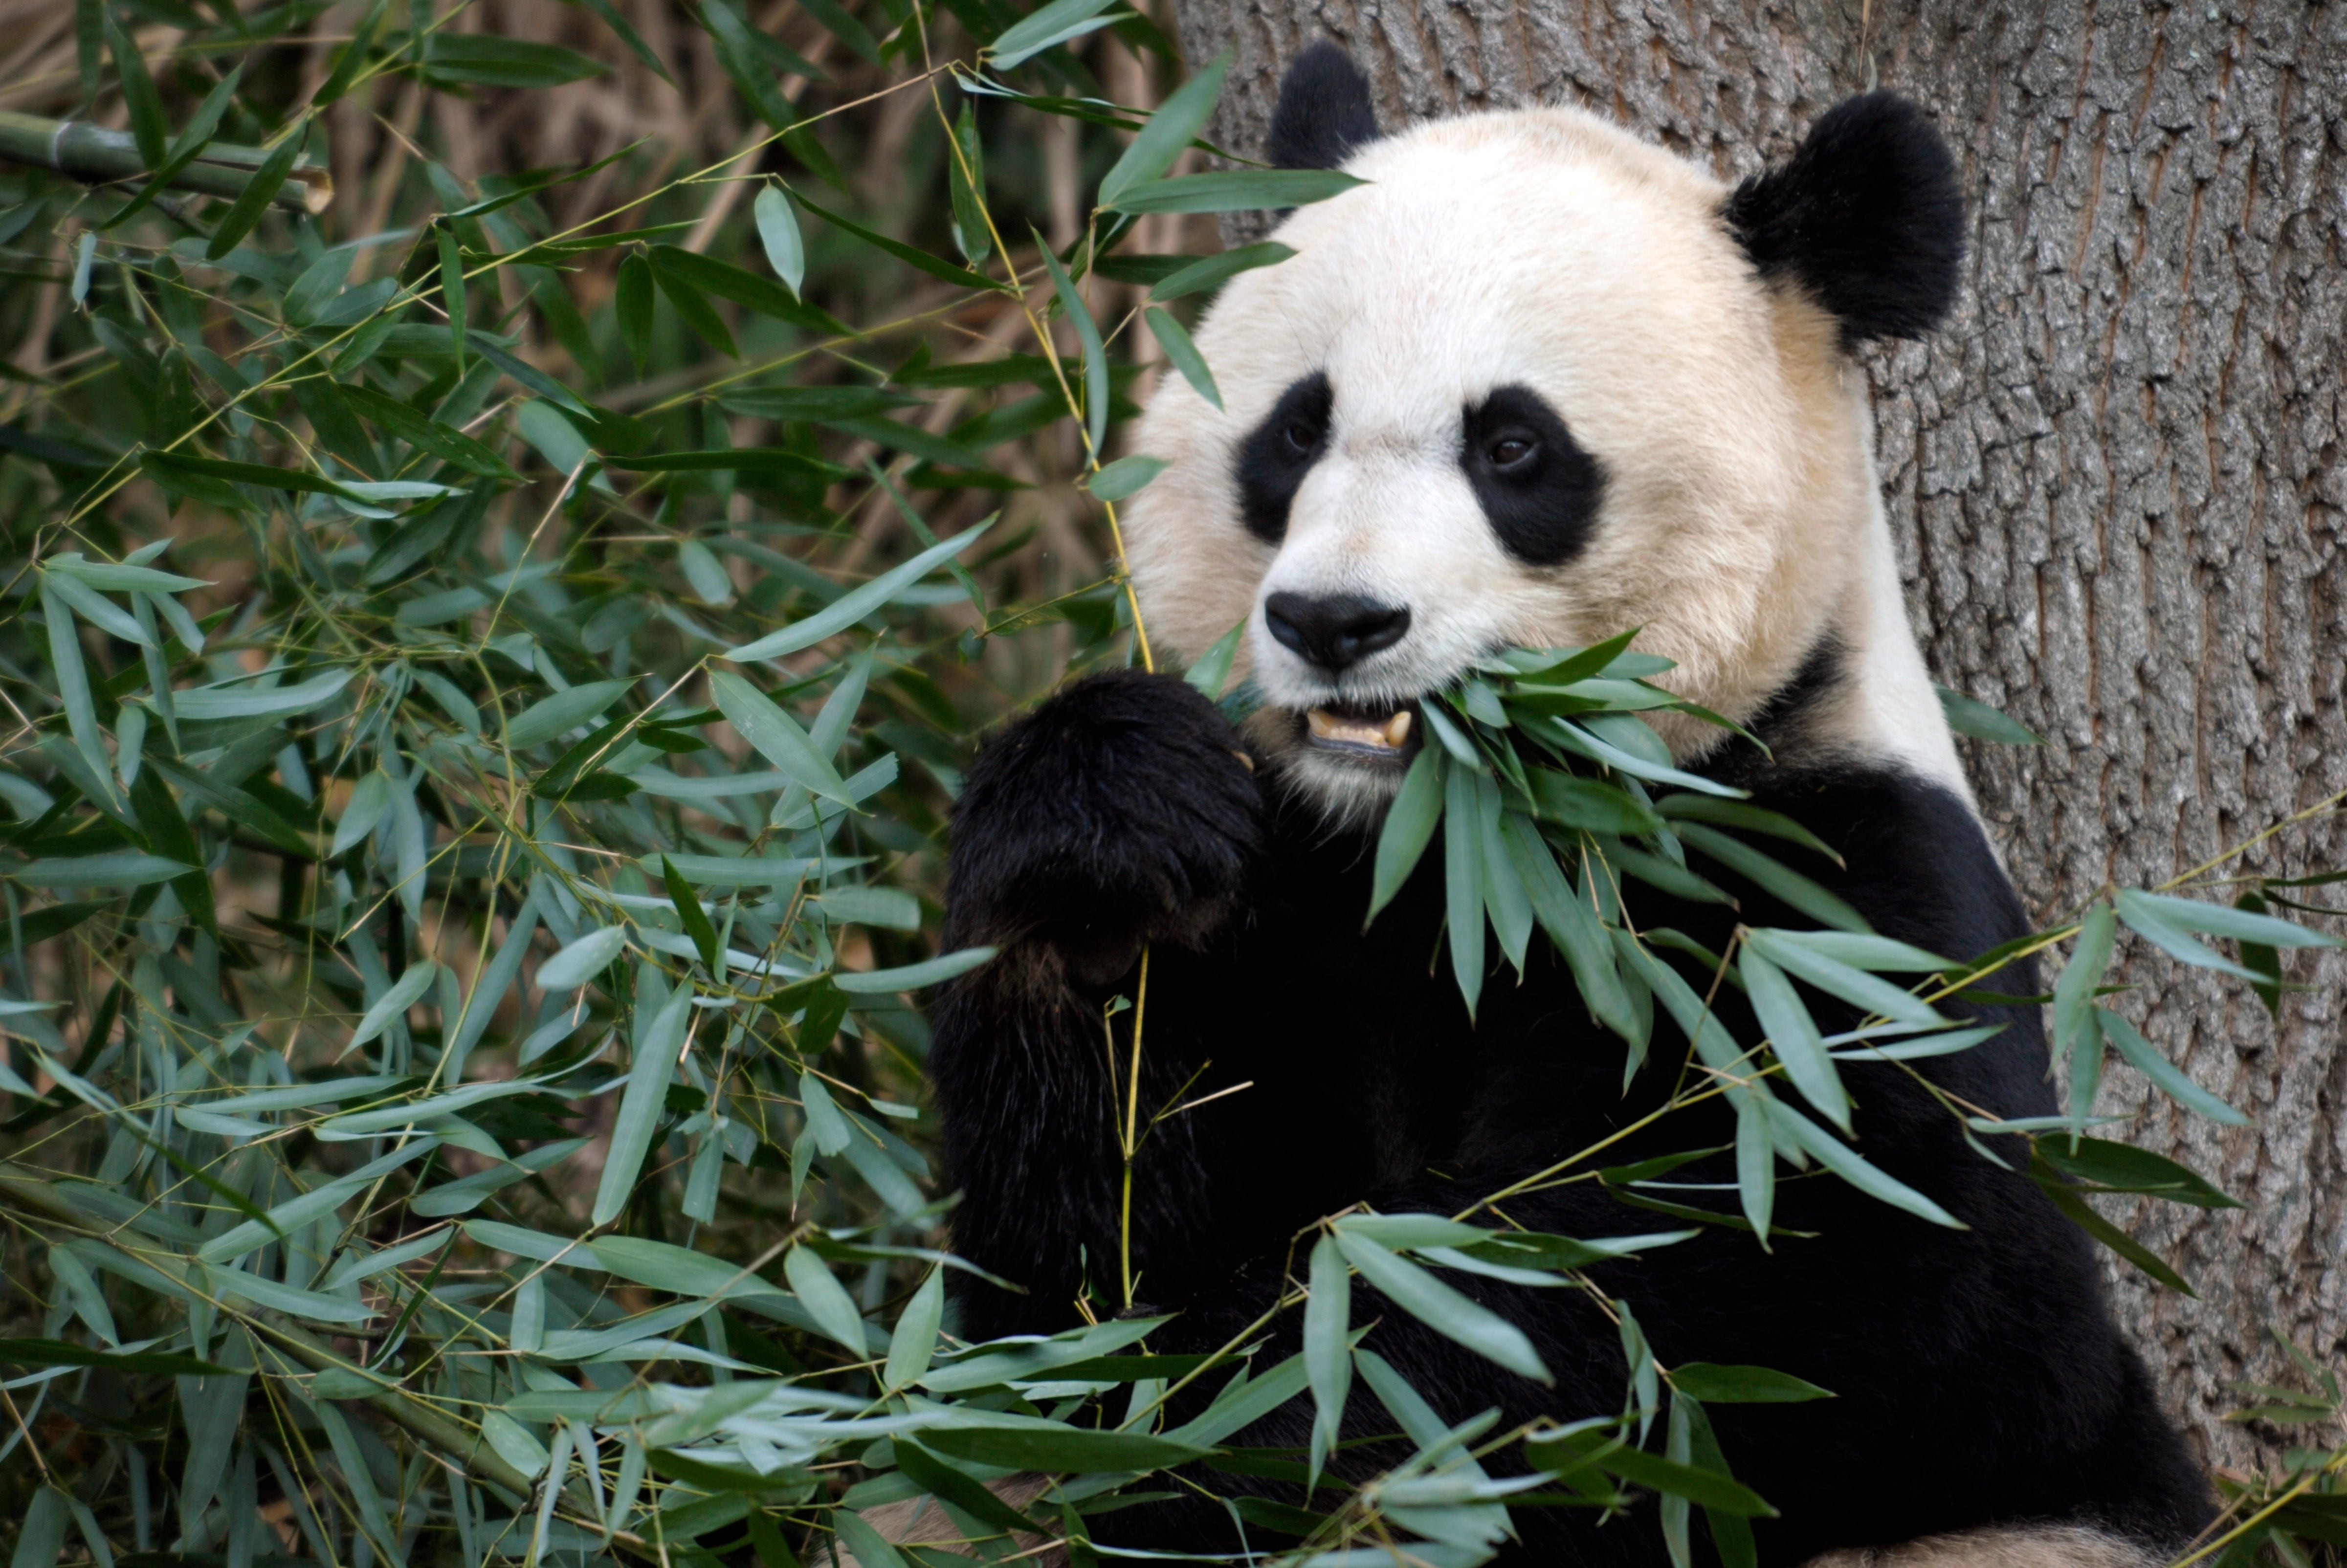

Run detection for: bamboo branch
[[0, 112, 332, 214]]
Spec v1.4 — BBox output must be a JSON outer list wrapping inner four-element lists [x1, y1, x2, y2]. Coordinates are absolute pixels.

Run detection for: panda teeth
[[1306, 707, 1414, 751]]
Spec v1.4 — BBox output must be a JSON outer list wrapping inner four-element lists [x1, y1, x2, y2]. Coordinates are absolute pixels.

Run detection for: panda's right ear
[[1724, 91, 1965, 346], [1266, 43, 1377, 171]]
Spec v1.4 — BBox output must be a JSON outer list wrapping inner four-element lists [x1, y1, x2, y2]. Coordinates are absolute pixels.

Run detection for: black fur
[[932, 669, 2210, 1567], [1461, 383, 1608, 566], [1236, 372, 1333, 543], [1725, 92, 1966, 346], [1267, 43, 1378, 172]]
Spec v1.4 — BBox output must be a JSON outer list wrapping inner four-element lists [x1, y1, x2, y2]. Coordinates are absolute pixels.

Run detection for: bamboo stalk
[[0, 110, 332, 213]]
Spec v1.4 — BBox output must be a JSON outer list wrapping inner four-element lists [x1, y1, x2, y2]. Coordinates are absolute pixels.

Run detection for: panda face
[[1126, 107, 1882, 818]]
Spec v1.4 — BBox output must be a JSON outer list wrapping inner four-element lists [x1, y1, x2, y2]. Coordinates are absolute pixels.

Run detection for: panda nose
[[1263, 592, 1412, 672]]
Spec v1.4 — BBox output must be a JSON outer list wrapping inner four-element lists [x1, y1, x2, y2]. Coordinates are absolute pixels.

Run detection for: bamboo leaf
[[1740, 949, 1848, 1133], [709, 672, 853, 804], [783, 1243, 868, 1351], [2097, 1007, 2249, 1126], [593, 985, 693, 1225], [1304, 1231, 1351, 1488], [989, 0, 1123, 68], [753, 183, 805, 295], [1142, 306, 1222, 409], [1333, 1231, 1549, 1384], [722, 520, 994, 662], [1099, 48, 1229, 204]]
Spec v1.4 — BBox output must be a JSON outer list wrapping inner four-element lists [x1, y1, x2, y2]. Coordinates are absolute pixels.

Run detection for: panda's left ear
[[1724, 91, 1965, 345], [1266, 43, 1377, 171]]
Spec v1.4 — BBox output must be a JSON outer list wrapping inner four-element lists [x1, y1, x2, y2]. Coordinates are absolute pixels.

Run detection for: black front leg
[[930, 670, 1265, 1338]]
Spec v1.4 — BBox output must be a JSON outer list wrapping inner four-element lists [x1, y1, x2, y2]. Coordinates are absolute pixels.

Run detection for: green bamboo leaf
[[783, 1243, 868, 1351], [539, 925, 629, 991], [650, 244, 843, 333], [198, 1141, 438, 1263], [0, 1338, 229, 1376], [505, 678, 631, 748], [645, 250, 737, 356], [833, 947, 996, 994], [797, 191, 1006, 292], [1040, 241, 1108, 458], [349, 960, 438, 1051], [1150, 242, 1295, 302], [722, 519, 994, 662], [1443, 754, 1487, 1016], [43, 568, 147, 647], [1369, 746, 1443, 926], [663, 856, 721, 969], [106, 64, 245, 228], [425, 34, 610, 86], [708, 671, 854, 805], [885, 1267, 945, 1389], [338, 383, 517, 477], [39, 584, 112, 807], [44, 555, 209, 594], [1333, 1231, 1548, 1384], [558, 0, 671, 80], [1741, 928, 1942, 1029], [437, 221, 467, 369], [946, 105, 991, 265], [2096, 1007, 2249, 1126], [753, 183, 805, 295], [2028, 1151, 2194, 1294], [1653, 794, 1839, 863], [1739, 949, 1847, 1133], [988, 0, 1123, 68], [593, 985, 693, 1225], [1144, 306, 1221, 410], [1673, 822, 1868, 933], [895, 1438, 1040, 1533], [616, 250, 654, 369], [1304, 1231, 1351, 1488], [1669, 1364, 1834, 1404], [205, 130, 306, 260], [1766, 1101, 1962, 1229], [922, 1421, 1211, 1474], [1087, 453, 1165, 501], [2034, 1137, 2240, 1208], [1107, 168, 1368, 215], [1734, 1099, 1775, 1240], [1100, 47, 1229, 204], [2053, 902, 2115, 1103], [1184, 618, 1244, 700], [105, 12, 167, 169], [1479, 778, 1533, 972], [1935, 685, 2042, 746]]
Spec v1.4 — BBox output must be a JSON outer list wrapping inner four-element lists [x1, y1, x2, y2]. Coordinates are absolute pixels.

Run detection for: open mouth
[[1303, 700, 1417, 761]]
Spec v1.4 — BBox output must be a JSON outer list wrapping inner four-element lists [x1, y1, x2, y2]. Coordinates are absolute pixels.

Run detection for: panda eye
[[1284, 420, 1320, 453], [1487, 435, 1536, 469]]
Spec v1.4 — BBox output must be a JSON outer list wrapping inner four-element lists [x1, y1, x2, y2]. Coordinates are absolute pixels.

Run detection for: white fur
[[1122, 106, 1973, 814]]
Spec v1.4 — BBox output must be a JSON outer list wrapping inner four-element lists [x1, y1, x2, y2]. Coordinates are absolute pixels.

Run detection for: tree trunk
[[1165, 0, 2347, 1470]]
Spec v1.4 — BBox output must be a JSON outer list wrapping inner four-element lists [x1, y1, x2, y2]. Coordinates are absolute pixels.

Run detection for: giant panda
[[926, 46, 2211, 1568]]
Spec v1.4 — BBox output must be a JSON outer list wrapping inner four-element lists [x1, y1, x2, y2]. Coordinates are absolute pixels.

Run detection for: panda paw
[[945, 668, 1262, 987]]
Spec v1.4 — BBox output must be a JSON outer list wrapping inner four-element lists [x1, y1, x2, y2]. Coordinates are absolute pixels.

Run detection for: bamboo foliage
[[0, 0, 2343, 1565]]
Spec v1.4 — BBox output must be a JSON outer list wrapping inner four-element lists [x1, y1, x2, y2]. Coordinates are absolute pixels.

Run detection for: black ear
[[1724, 92, 1965, 346], [1266, 42, 1377, 171]]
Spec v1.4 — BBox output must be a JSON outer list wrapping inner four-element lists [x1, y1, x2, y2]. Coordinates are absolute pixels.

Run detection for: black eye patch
[[1236, 372, 1333, 544], [1460, 384, 1606, 566]]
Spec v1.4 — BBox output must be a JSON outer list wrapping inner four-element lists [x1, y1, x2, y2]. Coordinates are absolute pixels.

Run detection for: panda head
[[1123, 46, 1968, 820]]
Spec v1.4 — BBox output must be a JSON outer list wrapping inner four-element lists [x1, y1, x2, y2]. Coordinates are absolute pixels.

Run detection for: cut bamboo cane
[[0, 110, 332, 214]]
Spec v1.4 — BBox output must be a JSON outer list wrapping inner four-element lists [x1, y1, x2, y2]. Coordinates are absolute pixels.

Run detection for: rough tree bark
[[1161, 0, 2347, 1469]]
